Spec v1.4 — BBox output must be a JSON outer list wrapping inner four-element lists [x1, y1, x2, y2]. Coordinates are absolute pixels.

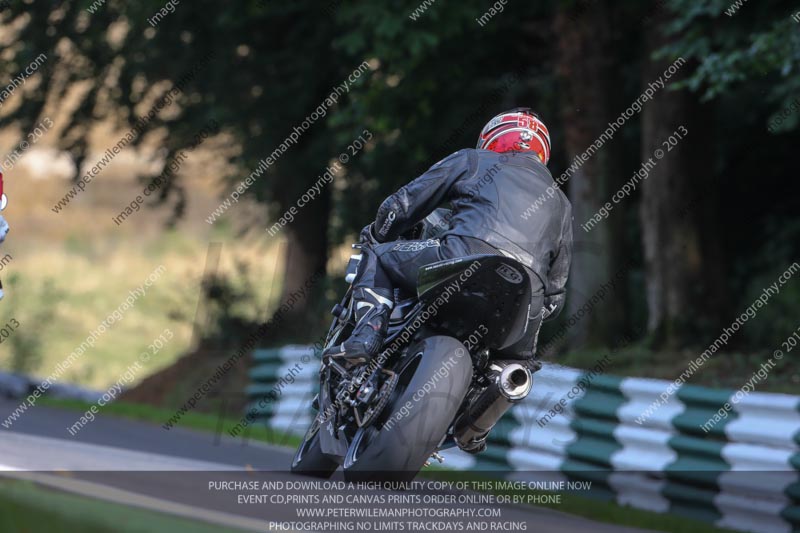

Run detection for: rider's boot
[[324, 287, 393, 364]]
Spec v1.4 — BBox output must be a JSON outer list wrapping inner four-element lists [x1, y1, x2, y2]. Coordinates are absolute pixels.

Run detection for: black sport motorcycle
[[291, 210, 538, 481]]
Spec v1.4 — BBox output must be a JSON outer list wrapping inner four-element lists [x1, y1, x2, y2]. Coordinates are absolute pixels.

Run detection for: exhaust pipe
[[453, 362, 533, 453]]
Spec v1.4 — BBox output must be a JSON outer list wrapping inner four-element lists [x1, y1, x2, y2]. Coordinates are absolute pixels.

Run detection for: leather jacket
[[372, 148, 573, 319]]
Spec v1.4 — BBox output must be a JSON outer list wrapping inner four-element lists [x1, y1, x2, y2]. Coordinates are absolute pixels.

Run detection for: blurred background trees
[[0, 0, 797, 394]]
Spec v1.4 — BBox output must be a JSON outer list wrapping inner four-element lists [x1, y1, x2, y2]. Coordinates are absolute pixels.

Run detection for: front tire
[[343, 336, 473, 482], [291, 422, 339, 478]]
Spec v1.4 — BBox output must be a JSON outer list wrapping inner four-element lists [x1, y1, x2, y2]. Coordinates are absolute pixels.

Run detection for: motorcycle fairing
[[417, 255, 531, 351]]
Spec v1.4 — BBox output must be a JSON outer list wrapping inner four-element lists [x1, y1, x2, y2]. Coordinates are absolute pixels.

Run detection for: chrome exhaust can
[[453, 362, 533, 453]]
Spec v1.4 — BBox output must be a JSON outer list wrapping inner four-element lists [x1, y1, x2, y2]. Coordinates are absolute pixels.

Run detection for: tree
[[638, 6, 729, 347], [1, 0, 351, 337], [551, 0, 629, 346]]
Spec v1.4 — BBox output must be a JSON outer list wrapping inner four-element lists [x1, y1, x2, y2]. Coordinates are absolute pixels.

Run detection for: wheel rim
[[345, 351, 422, 469], [346, 426, 376, 467]]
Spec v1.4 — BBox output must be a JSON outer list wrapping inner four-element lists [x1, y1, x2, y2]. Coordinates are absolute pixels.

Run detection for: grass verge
[[0, 477, 247, 533]]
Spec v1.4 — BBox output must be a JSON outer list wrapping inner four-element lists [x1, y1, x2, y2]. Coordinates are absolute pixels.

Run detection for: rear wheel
[[290, 421, 339, 478], [343, 336, 473, 482]]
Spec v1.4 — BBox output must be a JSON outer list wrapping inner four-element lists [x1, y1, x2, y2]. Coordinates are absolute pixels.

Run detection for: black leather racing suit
[[355, 148, 573, 359]]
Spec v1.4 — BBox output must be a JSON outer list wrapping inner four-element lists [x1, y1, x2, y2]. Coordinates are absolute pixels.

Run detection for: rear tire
[[342, 336, 473, 482], [290, 423, 339, 478]]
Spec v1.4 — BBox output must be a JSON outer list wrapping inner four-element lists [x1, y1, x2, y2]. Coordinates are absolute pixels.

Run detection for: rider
[[325, 108, 573, 363]]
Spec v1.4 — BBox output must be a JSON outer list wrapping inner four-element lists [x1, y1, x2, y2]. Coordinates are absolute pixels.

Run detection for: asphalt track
[[0, 398, 658, 532]]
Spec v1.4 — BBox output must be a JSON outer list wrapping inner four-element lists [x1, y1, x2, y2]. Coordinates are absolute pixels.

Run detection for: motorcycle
[[291, 209, 538, 481]]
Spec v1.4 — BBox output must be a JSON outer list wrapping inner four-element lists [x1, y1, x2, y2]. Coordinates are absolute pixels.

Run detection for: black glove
[[359, 223, 378, 245]]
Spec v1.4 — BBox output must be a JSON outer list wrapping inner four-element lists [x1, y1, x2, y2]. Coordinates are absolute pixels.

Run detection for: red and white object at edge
[[0, 168, 7, 300], [0, 169, 6, 211]]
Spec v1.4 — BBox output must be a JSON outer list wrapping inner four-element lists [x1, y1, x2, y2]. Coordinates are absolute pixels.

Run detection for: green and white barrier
[[245, 345, 320, 436], [246, 346, 800, 533]]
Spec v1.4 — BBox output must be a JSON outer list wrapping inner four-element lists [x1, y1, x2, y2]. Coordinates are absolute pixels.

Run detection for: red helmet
[[477, 108, 551, 164]]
